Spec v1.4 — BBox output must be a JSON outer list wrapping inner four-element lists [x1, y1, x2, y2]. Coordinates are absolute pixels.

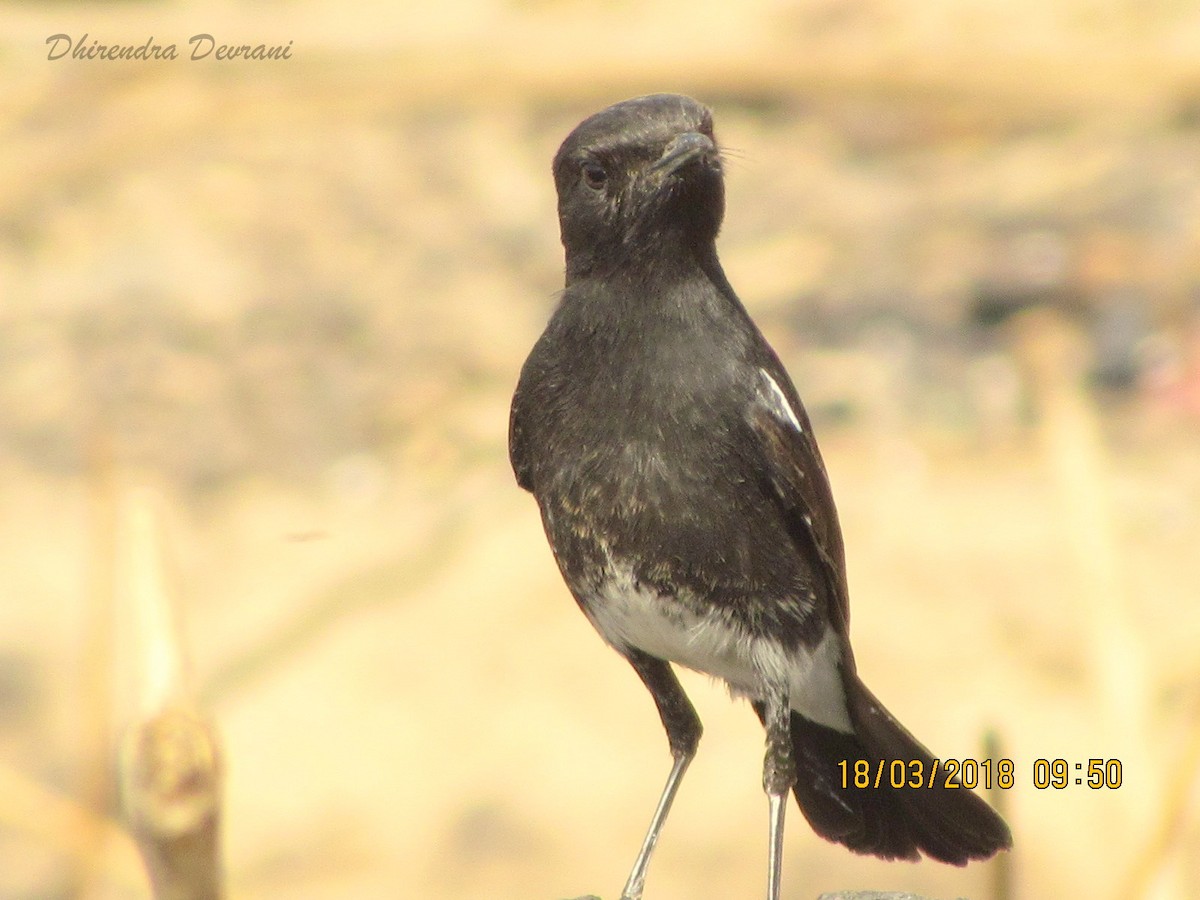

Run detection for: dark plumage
[[509, 93, 1011, 899]]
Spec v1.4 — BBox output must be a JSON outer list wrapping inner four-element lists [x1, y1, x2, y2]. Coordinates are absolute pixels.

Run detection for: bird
[[508, 93, 1011, 900]]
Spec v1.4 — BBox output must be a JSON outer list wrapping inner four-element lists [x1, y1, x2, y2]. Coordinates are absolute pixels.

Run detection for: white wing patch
[[758, 368, 803, 433]]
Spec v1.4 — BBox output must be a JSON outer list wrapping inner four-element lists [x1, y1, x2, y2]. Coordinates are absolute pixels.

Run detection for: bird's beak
[[650, 131, 717, 176]]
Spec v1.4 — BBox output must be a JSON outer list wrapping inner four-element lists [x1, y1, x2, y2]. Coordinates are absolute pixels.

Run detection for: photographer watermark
[[45, 33, 293, 61]]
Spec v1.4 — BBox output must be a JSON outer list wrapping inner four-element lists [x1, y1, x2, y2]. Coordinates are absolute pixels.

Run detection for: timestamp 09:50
[[836, 758, 1124, 790]]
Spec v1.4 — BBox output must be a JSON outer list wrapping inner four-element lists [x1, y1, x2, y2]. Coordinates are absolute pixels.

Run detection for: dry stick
[[984, 729, 1014, 900], [115, 485, 225, 900], [1012, 309, 1155, 897], [1015, 309, 1148, 753], [1118, 687, 1200, 897]]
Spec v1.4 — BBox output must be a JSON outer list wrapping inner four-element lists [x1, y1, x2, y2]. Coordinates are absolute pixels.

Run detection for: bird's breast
[[518, 319, 827, 651]]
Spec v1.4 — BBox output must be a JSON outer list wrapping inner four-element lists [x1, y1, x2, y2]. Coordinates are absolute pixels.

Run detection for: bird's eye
[[582, 161, 608, 190]]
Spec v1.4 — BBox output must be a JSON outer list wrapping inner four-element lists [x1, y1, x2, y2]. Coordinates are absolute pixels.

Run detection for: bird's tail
[[757, 674, 1012, 864]]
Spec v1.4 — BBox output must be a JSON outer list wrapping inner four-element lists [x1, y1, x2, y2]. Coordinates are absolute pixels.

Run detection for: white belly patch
[[586, 561, 852, 733]]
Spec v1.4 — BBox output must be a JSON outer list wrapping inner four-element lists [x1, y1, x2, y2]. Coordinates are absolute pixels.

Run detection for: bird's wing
[[508, 380, 535, 492], [746, 364, 852, 636]]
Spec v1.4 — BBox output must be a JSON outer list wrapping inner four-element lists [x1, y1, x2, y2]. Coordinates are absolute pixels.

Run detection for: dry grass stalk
[[1013, 309, 1148, 739], [1118, 688, 1200, 897], [1012, 308, 1163, 897], [114, 485, 225, 900], [984, 730, 1013, 900]]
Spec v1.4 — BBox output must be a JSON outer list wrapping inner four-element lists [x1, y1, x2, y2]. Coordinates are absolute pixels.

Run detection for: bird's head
[[552, 94, 725, 280]]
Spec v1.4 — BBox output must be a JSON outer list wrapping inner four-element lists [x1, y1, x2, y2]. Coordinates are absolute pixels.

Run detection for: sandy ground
[[2, 2, 1200, 898]]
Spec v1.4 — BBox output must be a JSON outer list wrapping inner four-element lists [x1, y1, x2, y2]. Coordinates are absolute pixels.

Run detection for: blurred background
[[2, 1, 1199, 898]]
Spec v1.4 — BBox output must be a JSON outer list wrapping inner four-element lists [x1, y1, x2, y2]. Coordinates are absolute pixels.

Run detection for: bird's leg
[[762, 692, 794, 900], [621, 751, 691, 900], [620, 649, 702, 900]]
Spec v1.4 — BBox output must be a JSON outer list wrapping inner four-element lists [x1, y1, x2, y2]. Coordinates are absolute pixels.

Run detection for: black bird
[[509, 94, 1011, 900]]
